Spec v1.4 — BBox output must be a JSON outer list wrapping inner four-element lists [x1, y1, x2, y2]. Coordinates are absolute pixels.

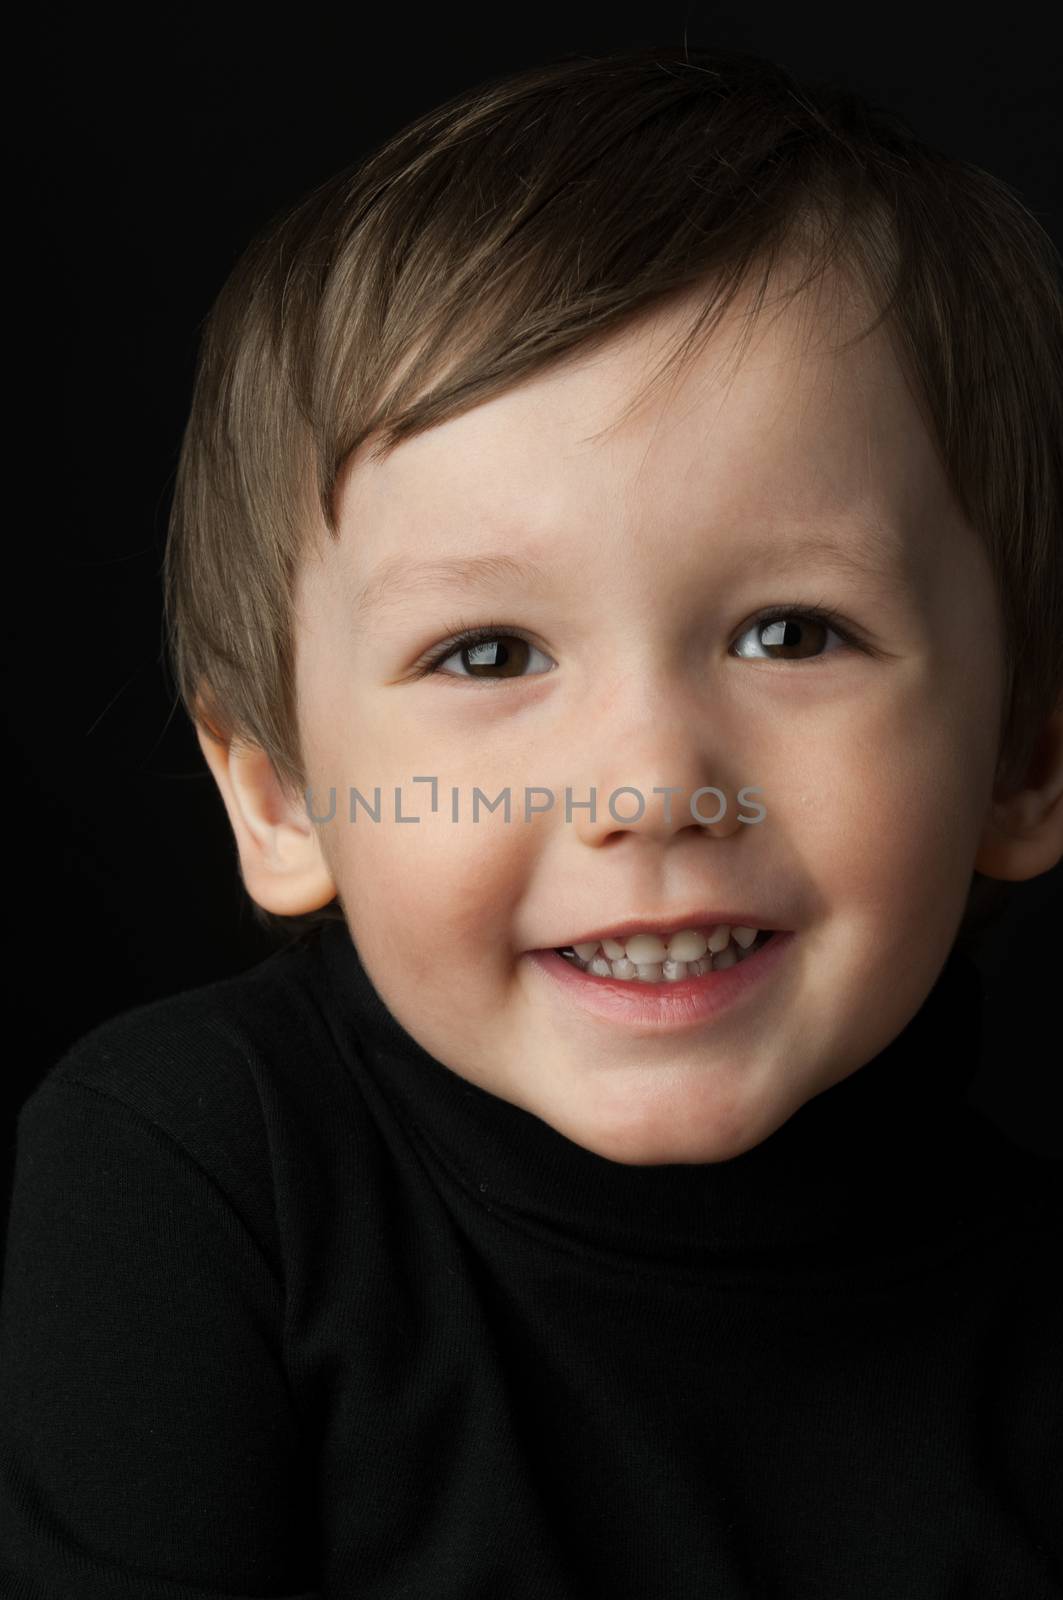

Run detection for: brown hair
[[162, 42, 1063, 955]]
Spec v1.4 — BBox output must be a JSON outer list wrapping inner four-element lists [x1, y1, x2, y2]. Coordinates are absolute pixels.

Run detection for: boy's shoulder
[[35, 938, 320, 1103], [956, 1103, 1063, 1254], [19, 937, 338, 1224]]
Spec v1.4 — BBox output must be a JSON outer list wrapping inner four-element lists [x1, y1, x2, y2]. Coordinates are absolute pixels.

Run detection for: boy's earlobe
[[974, 703, 1063, 881], [195, 723, 338, 915]]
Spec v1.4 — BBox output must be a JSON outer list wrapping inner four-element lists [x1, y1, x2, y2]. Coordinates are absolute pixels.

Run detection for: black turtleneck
[[1, 924, 1059, 1598]]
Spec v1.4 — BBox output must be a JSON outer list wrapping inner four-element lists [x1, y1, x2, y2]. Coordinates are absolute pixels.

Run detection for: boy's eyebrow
[[352, 517, 906, 621], [353, 552, 552, 621]]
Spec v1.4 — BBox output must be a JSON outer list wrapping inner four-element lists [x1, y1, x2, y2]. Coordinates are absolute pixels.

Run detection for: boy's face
[[293, 270, 1005, 1165]]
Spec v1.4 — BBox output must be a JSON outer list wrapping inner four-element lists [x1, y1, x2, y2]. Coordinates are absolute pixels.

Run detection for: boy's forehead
[[330, 277, 951, 606], [342, 277, 879, 478]]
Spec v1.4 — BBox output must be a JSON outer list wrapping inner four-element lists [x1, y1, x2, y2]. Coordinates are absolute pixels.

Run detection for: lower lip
[[524, 932, 795, 1031]]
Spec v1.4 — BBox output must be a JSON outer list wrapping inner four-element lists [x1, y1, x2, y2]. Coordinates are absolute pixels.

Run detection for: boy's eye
[[426, 631, 555, 681], [418, 606, 858, 683], [732, 609, 853, 661]]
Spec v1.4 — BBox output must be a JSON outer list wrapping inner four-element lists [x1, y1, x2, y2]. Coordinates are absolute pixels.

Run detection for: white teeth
[[568, 923, 759, 963], [666, 930, 708, 961], [558, 925, 768, 982], [623, 933, 669, 964]]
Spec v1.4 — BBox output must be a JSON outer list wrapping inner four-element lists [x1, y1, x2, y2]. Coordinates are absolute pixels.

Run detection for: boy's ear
[[195, 722, 338, 915], [974, 700, 1063, 882]]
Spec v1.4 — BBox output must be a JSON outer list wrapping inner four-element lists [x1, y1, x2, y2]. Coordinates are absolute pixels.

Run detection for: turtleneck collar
[[314, 922, 987, 1273]]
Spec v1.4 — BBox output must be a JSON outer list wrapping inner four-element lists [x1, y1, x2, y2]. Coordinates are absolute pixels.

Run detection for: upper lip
[[544, 912, 787, 949]]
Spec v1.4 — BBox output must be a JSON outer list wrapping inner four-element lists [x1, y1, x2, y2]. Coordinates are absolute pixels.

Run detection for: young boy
[[2, 41, 1060, 1599]]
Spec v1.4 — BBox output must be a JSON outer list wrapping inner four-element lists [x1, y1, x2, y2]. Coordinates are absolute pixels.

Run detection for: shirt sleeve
[[0, 1067, 323, 1600]]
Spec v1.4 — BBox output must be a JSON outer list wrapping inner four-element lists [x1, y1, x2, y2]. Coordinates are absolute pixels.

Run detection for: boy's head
[[167, 44, 1063, 1165]]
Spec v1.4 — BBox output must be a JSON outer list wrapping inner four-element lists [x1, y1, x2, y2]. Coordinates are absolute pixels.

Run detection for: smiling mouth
[[553, 927, 774, 983]]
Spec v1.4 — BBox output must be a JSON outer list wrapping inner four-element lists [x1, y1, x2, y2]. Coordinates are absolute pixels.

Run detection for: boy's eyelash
[[413, 603, 864, 677], [415, 618, 542, 675]]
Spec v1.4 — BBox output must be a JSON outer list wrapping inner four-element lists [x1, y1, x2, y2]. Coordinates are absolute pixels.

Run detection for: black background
[[6, 0, 1061, 1248]]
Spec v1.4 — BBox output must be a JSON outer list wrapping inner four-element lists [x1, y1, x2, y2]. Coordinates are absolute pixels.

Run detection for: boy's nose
[[568, 786, 745, 848], [563, 753, 749, 847], [547, 670, 753, 845]]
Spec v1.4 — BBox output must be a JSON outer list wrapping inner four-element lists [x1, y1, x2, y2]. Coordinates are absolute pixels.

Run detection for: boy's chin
[[515, 1074, 810, 1168]]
